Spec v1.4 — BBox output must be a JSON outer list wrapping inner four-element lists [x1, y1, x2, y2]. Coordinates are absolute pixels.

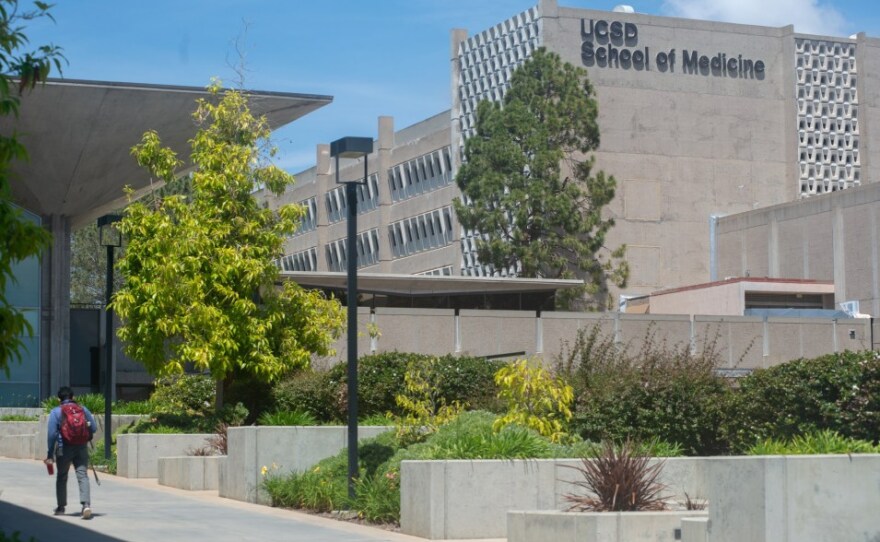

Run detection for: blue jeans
[[56, 444, 90, 508]]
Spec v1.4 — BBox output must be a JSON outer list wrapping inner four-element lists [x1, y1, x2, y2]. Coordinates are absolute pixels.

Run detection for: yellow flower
[[261, 465, 268, 476]]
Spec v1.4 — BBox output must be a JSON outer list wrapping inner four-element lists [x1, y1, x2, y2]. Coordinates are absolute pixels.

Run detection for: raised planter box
[[117, 433, 213, 478], [0, 421, 39, 459], [220, 425, 392, 505], [705, 454, 880, 542], [158, 455, 224, 490], [400, 458, 707, 540], [508, 510, 708, 542]]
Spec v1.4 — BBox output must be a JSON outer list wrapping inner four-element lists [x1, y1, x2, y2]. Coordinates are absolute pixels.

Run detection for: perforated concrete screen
[[796, 38, 861, 196]]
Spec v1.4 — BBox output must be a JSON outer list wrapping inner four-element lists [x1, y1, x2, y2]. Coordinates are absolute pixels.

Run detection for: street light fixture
[[329, 136, 372, 499], [97, 213, 122, 460]]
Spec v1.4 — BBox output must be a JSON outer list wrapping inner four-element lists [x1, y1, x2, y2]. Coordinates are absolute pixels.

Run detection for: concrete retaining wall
[[220, 425, 392, 505], [507, 510, 708, 542], [0, 421, 39, 459], [318, 310, 868, 370], [706, 455, 880, 542], [400, 458, 707, 540], [158, 455, 223, 491], [34, 414, 145, 459], [117, 433, 213, 478]]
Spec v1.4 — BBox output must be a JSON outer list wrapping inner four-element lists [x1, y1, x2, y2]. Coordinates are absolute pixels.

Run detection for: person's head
[[57, 386, 74, 401]]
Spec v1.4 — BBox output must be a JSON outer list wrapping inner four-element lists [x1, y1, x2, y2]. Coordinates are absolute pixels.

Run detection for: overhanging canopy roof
[[280, 271, 582, 297], [5, 79, 332, 229]]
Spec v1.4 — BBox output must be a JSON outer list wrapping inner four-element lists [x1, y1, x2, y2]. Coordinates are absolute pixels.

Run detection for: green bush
[[257, 409, 318, 426], [272, 369, 344, 423], [272, 352, 502, 423], [558, 325, 731, 456], [42, 394, 153, 415], [747, 429, 880, 455], [89, 438, 117, 475], [0, 531, 36, 542], [150, 373, 215, 416], [725, 350, 880, 452], [0, 414, 38, 421]]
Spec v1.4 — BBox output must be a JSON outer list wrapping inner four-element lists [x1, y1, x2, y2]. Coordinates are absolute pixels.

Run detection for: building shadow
[[0, 500, 128, 542]]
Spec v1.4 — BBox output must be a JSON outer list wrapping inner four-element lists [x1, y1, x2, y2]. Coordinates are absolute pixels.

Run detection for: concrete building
[[269, 0, 880, 306]]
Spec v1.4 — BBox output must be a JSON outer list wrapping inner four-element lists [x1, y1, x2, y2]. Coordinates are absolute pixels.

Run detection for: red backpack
[[60, 402, 91, 445]]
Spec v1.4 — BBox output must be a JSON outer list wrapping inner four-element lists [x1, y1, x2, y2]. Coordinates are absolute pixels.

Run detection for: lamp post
[[329, 136, 373, 499], [97, 214, 122, 460]]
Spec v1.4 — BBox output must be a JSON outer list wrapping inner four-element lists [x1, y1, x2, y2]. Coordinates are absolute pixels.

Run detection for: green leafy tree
[[454, 48, 627, 309], [0, 0, 64, 373], [113, 82, 344, 394]]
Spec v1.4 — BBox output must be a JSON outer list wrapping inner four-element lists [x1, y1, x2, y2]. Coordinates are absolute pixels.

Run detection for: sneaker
[[53, 506, 65, 516], [81, 505, 91, 519]]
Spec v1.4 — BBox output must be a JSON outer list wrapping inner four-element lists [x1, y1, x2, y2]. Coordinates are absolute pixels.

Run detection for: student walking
[[44, 386, 97, 519]]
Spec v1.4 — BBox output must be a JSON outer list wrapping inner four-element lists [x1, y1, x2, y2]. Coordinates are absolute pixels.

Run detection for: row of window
[[389, 147, 454, 202], [326, 173, 380, 224], [388, 207, 454, 258], [278, 247, 318, 272], [326, 229, 381, 272], [284, 207, 457, 273], [417, 266, 453, 276], [292, 197, 317, 237]]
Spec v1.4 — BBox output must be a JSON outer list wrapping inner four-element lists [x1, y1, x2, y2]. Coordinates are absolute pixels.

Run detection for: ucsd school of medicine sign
[[580, 18, 766, 79]]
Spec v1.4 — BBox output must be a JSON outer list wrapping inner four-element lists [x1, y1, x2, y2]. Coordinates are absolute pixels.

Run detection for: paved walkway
[[0, 458, 486, 542]]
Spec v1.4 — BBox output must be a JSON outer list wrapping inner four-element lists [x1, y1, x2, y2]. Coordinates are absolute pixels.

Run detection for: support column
[[377, 116, 394, 271], [315, 143, 331, 271], [42, 214, 71, 398]]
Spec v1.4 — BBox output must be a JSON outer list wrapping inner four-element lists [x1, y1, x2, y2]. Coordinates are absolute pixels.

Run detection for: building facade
[[269, 0, 880, 301]]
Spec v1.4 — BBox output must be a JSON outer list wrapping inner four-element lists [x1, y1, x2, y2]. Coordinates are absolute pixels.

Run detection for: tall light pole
[[97, 214, 122, 460], [329, 136, 373, 499]]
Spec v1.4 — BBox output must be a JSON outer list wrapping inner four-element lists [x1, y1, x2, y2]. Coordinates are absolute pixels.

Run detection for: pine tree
[[454, 48, 628, 309]]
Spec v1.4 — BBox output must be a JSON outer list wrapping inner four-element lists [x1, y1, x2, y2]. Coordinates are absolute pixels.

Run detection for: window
[[326, 229, 380, 271]]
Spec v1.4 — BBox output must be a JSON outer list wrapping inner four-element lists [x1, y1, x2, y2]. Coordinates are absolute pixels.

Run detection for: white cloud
[[662, 0, 849, 37]]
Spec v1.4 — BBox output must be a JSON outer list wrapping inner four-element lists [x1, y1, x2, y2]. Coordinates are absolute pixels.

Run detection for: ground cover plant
[[746, 429, 880, 455], [0, 414, 37, 421]]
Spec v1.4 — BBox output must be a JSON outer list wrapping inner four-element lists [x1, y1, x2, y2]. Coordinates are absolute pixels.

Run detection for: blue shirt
[[46, 400, 97, 457]]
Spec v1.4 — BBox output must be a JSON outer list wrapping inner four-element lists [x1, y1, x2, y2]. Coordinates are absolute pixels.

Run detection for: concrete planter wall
[[507, 510, 708, 542], [158, 455, 224, 491], [220, 425, 392, 505], [34, 414, 145, 459], [0, 421, 39, 458], [400, 457, 707, 540], [116, 433, 213, 478], [705, 454, 880, 542]]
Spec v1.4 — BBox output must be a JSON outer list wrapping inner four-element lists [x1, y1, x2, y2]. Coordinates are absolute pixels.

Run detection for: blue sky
[[25, 0, 880, 173]]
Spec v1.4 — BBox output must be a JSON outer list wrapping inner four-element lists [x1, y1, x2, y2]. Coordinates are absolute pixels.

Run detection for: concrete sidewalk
[[0, 458, 485, 542]]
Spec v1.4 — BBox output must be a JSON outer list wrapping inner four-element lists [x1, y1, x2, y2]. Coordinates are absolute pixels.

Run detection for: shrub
[[42, 395, 153, 415], [725, 350, 880, 452], [558, 325, 731, 456], [394, 357, 465, 445], [271, 369, 344, 423], [563, 440, 668, 512], [493, 358, 573, 442], [89, 438, 117, 475], [272, 352, 502, 423], [42, 393, 105, 413], [150, 373, 215, 416], [747, 429, 880, 455], [257, 409, 318, 426], [0, 414, 38, 421]]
